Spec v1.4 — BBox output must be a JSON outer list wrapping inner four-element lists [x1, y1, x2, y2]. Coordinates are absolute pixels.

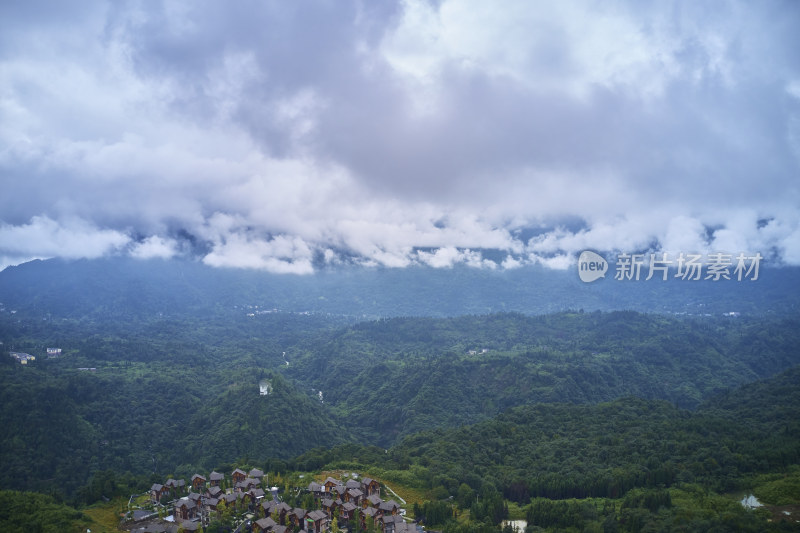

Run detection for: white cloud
[[416, 246, 496, 269], [0, 216, 129, 261], [0, 0, 798, 272], [202, 232, 314, 274], [130, 236, 179, 260]]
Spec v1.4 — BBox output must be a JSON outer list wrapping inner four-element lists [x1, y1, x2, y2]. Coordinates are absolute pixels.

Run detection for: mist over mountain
[[0, 257, 797, 321]]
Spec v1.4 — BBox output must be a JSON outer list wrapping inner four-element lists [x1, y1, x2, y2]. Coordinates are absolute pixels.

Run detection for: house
[[46, 348, 62, 358], [209, 471, 225, 486], [150, 483, 166, 503], [381, 514, 407, 533], [362, 478, 381, 497], [246, 487, 265, 504], [232, 468, 247, 484], [205, 497, 220, 512], [390, 520, 418, 533], [262, 499, 276, 516], [276, 501, 293, 524], [273, 525, 288, 533], [236, 477, 259, 492], [345, 479, 362, 490], [340, 502, 357, 521], [254, 516, 277, 533], [223, 492, 239, 507], [307, 510, 329, 533], [165, 478, 186, 494], [249, 468, 265, 480], [345, 488, 364, 506], [331, 484, 346, 499], [361, 506, 379, 529], [379, 500, 400, 516], [291, 508, 307, 528], [174, 498, 198, 522], [366, 495, 383, 509], [191, 474, 206, 490], [10, 352, 35, 364], [308, 482, 324, 499], [321, 498, 337, 516], [323, 477, 341, 494]]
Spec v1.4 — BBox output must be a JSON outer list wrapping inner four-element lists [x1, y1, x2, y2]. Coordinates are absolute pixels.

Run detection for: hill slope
[[1, 257, 798, 320]]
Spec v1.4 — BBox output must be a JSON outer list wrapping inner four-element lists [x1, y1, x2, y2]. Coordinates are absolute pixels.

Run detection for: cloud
[[0, 216, 129, 269], [0, 0, 799, 272], [130, 236, 179, 260]]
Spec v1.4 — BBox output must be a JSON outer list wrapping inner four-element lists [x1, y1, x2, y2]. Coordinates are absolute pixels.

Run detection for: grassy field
[[82, 498, 127, 533]]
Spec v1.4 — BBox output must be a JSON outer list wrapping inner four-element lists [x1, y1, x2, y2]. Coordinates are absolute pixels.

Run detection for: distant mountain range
[[0, 257, 797, 320]]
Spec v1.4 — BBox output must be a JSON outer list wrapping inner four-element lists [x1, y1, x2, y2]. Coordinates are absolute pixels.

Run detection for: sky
[[1, 0, 799, 273]]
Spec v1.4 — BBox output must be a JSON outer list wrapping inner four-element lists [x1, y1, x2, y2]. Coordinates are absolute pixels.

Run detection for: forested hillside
[[286, 311, 800, 443], [1, 306, 799, 509], [289, 367, 800, 532]]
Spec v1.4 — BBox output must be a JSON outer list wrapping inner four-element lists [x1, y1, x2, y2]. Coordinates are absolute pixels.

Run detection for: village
[[128, 469, 419, 533]]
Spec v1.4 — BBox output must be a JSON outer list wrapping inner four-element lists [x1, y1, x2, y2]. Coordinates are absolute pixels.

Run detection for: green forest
[[1, 294, 799, 531]]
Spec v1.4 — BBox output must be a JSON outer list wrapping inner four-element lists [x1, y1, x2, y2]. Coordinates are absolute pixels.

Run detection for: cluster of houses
[[130, 470, 418, 533], [8, 347, 61, 364], [9, 351, 35, 364]]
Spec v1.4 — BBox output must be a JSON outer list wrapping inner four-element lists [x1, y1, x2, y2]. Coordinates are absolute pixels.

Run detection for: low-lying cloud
[[1, 0, 798, 272]]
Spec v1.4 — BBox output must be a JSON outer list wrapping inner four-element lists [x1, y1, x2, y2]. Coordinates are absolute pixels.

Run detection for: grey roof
[[379, 500, 400, 512], [274, 526, 288, 533], [293, 508, 307, 518], [249, 468, 265, 478], [395, 522, 417, 533], [256, 517, 277, 529], [307, 510, 327, 521], [151, 483, 163, 491], [348, 488, 364, 498], [181, 522, 200, 532], [209, 471, 224, 481], [345, 479, 361, 489], [342, 502, 357, 512], [191, 474, 205, 482], [176, 498, 197, 510], [308, 482, 323, 491]]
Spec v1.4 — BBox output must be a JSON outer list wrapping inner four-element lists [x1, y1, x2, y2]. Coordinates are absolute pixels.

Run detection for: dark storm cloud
[[1, 0, 798, 271]]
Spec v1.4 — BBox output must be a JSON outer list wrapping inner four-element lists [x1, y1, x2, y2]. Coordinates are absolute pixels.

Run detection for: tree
[[457, 483, 475, 509]]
